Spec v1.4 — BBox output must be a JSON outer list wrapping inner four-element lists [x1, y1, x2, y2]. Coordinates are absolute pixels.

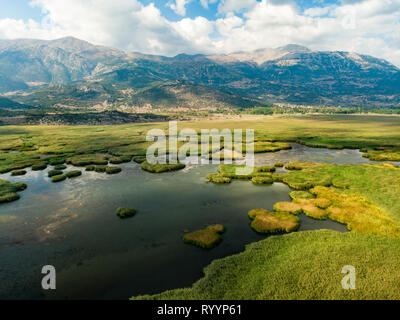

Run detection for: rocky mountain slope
[[0, 37, 399, 107]]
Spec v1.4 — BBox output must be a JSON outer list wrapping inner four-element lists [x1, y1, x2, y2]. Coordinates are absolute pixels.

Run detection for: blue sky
[[0, 0, 399, 66], [0, 0, 342, 22]]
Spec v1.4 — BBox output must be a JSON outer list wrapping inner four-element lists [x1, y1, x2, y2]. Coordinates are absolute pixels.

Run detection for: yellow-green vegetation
[[0, 179, 27, 203], [51, 174, 67, 183], [67, 154, 109, 166], [66, 170, 82, 179], [251, 141, 292, 153], [292, 198, 329, 220], [106, 166, 122, 175], [273, 202, 303, 215], [208, 164, 278, 184], [94, 166, 107, 173], [48, 170, 63, 177], [206, 173, 231, 184], [183, 225, 226, 249], [272, 162, 400, 237], [289, 191, 314, 200], [31, 163, 47, 171], [141, 161, 185, 173], [206, 224, 226, 234], [133, 230, 400, 300], [133, 156, 146, 164], [257, 166, 276, 173], [251, 176, 273, 185], [249, 209, 299, 234], [54, 164, 67, 170], [109, 156, 132, 164], [275, 162, 284, 167], [361, 147, 400, 162], [85, 165, 95, 171], [116, 207, 137, 219], [11, 170, 27, 176], [248, 208, 270, 220]]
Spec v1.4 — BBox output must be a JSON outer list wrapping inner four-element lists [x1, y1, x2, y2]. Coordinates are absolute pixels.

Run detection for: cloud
[[200, 0, 218, 9], [0, 0, 399, 67], [168, 0, 190, 16], [217, 0, 258, 14]]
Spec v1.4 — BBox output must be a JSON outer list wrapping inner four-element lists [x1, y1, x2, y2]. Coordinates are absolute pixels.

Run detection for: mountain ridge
[[0, 37, 399, 107]]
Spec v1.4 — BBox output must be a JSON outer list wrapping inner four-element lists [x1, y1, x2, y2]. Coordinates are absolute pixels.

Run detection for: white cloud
[[0, 0, 399, 66], [168, 0, 190, 16], [217, 0, 258, 14], [200, 0, 218, 9]]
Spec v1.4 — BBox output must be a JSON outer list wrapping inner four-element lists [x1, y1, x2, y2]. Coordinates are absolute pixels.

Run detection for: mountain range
[[0, 37, 399, 109]]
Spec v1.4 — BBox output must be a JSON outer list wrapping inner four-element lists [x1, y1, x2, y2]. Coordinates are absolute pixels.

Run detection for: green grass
[[106, 166, 122, 174], [54, 164, 67, 170], [66, 170, 82, 178], [48, 170, 63, 177], [289, 191, 314, 200], [133, 230, 400, 300], [116, 207, 137, 219], [251, 176, 273, 185], [94, 166, 107, 173], [183, 225, 225, 249], [11, 170, 27, 176], [0, 179, 27, 203], [51, 174, 67, 183], [67, 154, 109, 166], [31, 163, 47, 171], [250, 210, 300, 234], [141, 161, 185, 173]]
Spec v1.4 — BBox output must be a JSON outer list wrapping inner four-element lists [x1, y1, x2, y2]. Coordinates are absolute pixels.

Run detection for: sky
[[0, 0, 399, 66]]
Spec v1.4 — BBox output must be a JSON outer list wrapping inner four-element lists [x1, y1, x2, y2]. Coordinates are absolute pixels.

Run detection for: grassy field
[[133, 230, 400, 300], [1, 114, 400, 300], [1, 115, 400, 174]]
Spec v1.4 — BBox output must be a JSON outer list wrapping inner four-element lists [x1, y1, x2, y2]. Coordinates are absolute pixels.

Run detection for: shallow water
[[0, 144, 389, 299]]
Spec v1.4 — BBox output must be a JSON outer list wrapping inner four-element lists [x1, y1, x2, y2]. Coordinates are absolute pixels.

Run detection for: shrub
[[66, 170, 82, 178], [116, 207, 137, 219], [48, 170, 63, 177], [11, 170, 27, 176], [85, 165, 95, 171], [106, 166, 122, 175], [51, 174, 67, 183], [275, 162, 284, 168]]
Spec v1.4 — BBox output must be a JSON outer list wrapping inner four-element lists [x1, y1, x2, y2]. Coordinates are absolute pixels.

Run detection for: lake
[[0, 143, 384, 299]]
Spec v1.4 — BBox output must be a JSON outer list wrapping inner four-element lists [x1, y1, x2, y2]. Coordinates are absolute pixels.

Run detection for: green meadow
[[1, 114, 400, 300]]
